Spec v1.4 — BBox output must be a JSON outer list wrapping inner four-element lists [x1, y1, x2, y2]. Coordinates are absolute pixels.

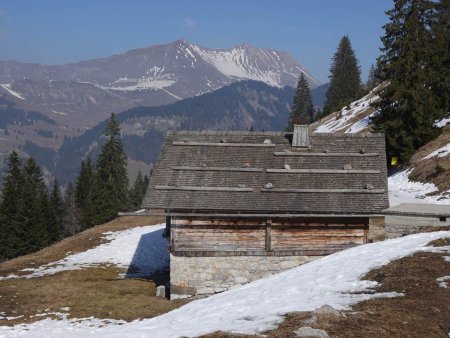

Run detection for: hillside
[[53, 80, 295, 183], [0, 40, 319, 133], [0, 218, 448, 337], [311, 83, 450, 206], [0, 40, 320, 182]]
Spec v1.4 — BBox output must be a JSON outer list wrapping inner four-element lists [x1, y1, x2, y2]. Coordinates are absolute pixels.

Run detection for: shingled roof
[[142, 131, 389, 215]]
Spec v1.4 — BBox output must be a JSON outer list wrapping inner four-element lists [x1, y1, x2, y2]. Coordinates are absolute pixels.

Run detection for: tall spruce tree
[[287, 73, 314, 130], [95, 113, 129, 223], [323, 36, 362, 115], [63, 182, 79, 236], [21, 157, 50, 253], [372, 0, 446, 163], [128, 171, 150, 210], [48, 180, 64, 243], [366, 64, 376, 90], [0, 151, 25, 261], [75, 158, 97, 229], [430, 0, 450, 115]]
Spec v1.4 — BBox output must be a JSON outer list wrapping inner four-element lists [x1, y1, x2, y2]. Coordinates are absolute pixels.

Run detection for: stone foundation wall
[[170, 254, 317, 299]]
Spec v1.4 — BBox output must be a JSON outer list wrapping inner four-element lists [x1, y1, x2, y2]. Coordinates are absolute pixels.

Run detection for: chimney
[[292, 124, 310, 147]]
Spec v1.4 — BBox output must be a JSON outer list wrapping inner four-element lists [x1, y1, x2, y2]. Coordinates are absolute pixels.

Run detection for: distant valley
[[0, 40, 323, 183]]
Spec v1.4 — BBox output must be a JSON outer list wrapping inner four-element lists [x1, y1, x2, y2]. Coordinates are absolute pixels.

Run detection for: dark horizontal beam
[[261, 188, 385, 194], [384, 210, 450, 218], [173, 141, 275, 147], [171, 166, 264, 172], [266, 169, 381, 174], [274, 151, 379, 157], [155, 185, 253, 192], [172, 247, 358, 257], [168, 213, 380, 218]]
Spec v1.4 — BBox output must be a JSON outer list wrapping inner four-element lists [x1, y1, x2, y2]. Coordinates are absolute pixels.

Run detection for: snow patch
[[0, 84, 25, 100], [434, 117, 450, 128], [313, 87, 380, 134], [1, 231, 449, 337], [436, 276, 450, 288], [423, 143, 450, 160], [189, 42, 317, 88], [388, 170, 450, 206], [50, 109, 68, 116], [0, 224, 168, 281]]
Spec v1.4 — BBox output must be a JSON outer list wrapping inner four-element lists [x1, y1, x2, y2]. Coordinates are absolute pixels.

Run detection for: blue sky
[[0, 0, 392, 83]]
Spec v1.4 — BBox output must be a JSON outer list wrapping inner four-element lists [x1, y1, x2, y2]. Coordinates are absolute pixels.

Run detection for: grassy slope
[[409, 124, 450, 194], [0, 216, 187, 326]]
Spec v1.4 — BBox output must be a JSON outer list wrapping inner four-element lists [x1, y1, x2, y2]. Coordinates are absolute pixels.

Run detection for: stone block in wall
[[368, 216, 385, 242]]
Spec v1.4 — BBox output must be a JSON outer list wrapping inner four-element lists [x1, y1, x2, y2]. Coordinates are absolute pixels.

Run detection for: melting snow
[[423, 143, 450, 160], [1, 230, 449, 337], [436, 276, 450, 288], [388, 170, 450, 206], [0, 224, 168, 281], [313, 88, 380, 134], [434, 117, 450, 128], [0, 84, 25, 100]]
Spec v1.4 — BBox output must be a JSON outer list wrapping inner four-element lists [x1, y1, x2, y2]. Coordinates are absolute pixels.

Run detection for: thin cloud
[[183, 18, 196, 28]]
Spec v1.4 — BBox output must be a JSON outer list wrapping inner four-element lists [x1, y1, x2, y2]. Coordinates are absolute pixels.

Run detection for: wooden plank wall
[[171, 216, 368, 256]]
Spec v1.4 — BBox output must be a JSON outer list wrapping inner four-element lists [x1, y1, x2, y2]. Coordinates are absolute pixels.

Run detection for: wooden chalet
[[142, 127, 389, 298]]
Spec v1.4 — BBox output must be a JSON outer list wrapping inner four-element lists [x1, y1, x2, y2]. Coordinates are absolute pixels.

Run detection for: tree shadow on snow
[[125, 228, 170, 287]]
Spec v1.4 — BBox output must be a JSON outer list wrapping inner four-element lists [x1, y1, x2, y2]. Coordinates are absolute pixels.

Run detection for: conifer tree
[[372, 0, 445, 163], [430, 0, 450, 115], [366, 64, 376, 90], [287, 73, 314, 130], [75, 158, 97, 229], [323, 36, 362, 115], [95, 113, 128, 223], [21, 157, 50, 253], [129, 171, 150, 210], [48, 180, 64, 243], [63, 182, 79, 236], [0, 151, 25, 261]]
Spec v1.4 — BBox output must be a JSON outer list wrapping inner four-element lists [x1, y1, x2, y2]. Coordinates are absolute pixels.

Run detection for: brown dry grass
[[199, 237, 450, 338], [409, 125, 450, 194], [0, 215, 164, 277], [0, 215, 188, 327]]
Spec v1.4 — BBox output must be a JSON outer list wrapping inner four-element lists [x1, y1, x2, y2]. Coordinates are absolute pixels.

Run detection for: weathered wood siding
[[171, 216, 368, 256]]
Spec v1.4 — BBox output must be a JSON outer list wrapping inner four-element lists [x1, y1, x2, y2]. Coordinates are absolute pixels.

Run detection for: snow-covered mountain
[[0, 40, 319, 114]]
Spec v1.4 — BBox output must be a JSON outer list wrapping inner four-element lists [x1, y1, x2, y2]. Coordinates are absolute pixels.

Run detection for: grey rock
[[314, 305, 342, 317], [294, 326, 329, 338], [155, 285, 166, 298]]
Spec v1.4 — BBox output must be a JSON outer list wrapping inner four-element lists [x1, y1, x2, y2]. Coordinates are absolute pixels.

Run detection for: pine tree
[[430, 0, 450, 115], [95, 113, 129, 223], [21, 157, 50, 253], [366, 64, 376, 90], [129, 171, 151, 210], [0, 151, 25, 261], [372, 0, 445, 163], [323, 36, 362, 115], [48, 180, 64, 243], [75, 158, 97, 229], [287, 73, 314, 130], [63, 182, 79, 236]]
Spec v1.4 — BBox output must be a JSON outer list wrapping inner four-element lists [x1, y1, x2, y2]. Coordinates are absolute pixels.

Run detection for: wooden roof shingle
[[142, 131, 389, 214]]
